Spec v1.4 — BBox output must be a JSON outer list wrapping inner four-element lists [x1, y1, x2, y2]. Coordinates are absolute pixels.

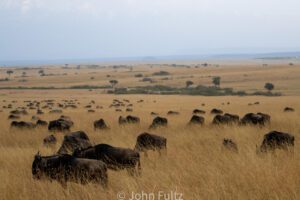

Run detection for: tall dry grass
[[0, 94, 299, 200]]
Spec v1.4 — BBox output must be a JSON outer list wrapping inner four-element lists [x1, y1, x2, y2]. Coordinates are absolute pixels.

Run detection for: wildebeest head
[[32, 152, 43, 179]]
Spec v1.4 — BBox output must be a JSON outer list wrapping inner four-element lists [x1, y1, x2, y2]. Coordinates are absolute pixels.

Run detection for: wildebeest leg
[[160, 147, 167, 156], [144, 150, 148, 158], [100, 172, 108, 188], [127, 168, 135, 176]]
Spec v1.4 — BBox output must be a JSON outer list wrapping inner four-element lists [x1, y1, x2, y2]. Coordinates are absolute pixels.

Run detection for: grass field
[[0, 90, 299, 200]]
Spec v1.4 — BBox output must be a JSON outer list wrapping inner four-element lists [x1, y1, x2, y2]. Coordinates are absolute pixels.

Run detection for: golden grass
[[0, 92, 300, 199]]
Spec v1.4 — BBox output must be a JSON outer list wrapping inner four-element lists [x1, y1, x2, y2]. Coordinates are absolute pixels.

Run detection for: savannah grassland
[[0, 60, 300, 200]]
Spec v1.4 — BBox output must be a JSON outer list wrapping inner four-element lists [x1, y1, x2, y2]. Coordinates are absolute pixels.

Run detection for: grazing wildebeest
[[126, 108, 133, 112], [48, 116, 73, 132], [126, 115, 140, 124], [149, 116, 168, 129], [43, 134, 57, 146], [222, 139, 238, 153], [134, 132, 167, 157], [73, 144, 141, 175], [240, 112, 270, 126], [259, 131, 294, 152], [188, 115, 205, 125], [193, 109, 206, 114], [11, 121, 36, 129], [36, 119, 48, 126], [57, 131, 92, 154], [284, 107, 295, 112], [167, 111, 179, 115], [94, 119, 109, 130], [88, 109, 95, 113], [32, 153, 108, 187], [150, 112, 158, 116], [213, 113, 239, 125], [8, 114, 20, 119], [10, 109, 28, 115], [118, 115, 140, 124], [118, 116, 127, 125], [210, 108, 223, 114]]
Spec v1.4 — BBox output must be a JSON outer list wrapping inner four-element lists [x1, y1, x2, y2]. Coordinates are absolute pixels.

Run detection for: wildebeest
[[167, 111, 179, 115], [210, 108, 223, 114], [43, 134, 57, 146], [193, 109, 206, 114], [213, 113, 239, 125], [134, 132, 167, 157], [149, 116, 168, 129], [240, 112, 270, 126], [126, 115, 140, 123], [73, 144, 141, 175], [118, 115, 140, 125], [259, 131, 294, 152], [94, 119, 109, 130], [57, 131, 92, 154], [48, 116, 74, 132], [36, 119, 48, 127], [222, 139, 238, 153], [284, 107, 295, 112], [11, 121, 36, 129], [32, 153, 108, 187], [8, 114, 20, 120], [188, 115, 205, 125]]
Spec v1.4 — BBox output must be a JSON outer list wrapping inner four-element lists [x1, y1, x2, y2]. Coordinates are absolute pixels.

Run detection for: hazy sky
[[0, 0, 300, 61]]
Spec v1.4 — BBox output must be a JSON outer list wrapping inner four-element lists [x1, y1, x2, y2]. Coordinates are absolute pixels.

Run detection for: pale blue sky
[[0, 0, 300, 61]]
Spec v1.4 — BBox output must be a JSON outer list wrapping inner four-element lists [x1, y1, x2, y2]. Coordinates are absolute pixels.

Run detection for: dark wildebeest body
[[32, 153, 107, 187], [167, 111, 179, 115], [126, 115, 140, 123], [210, 108, 223, 114], [119, 115, 140, 125], [73, 144, 141, 175], [213, 113, 239, 125], [134, 132, 167, 157], [57, 131, 92, 154], [188, 115, 205, 125], [48, 116, 73, 132], [193, 109, 206, 114], [223, 139, 238, 153], [259, 131, 294, 152], [94, 119, 109, 130], [11, 121, 36, 129], [240, 112, 270, 126], [43, 135, 57, 146], [36, 119, 48, 127], [8, 114, 20, 120], [149, 116, 168, 129], [284, 107, 295, 112]]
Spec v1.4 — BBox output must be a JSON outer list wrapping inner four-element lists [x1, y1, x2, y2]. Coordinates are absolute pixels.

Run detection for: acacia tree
[[264, 82, 274, 93], [212, 76, 221, 87], [185, 80, 194, 88], [109, 80, 118, 88]]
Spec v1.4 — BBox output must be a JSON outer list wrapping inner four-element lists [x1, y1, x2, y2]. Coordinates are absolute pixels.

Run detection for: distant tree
[[22, 72, 26, 77], [264, 82, 274, 93], [185, 80, 194, 88], [212, 76, 221, 87], [109, 80, 118, 88], [6, 70, 14, 77], [38, 69, 44, 74]]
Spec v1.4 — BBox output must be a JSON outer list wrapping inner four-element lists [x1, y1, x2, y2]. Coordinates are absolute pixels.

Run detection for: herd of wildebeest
[[1, 98, 297, 187]]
